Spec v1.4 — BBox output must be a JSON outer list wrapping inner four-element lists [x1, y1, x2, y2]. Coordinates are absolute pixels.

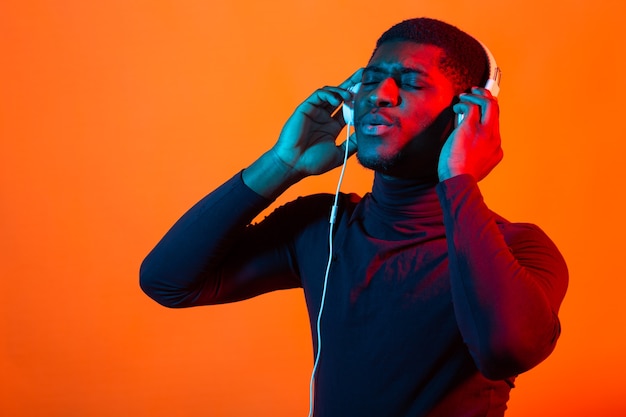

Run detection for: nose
[[369, 78, 400, 107]]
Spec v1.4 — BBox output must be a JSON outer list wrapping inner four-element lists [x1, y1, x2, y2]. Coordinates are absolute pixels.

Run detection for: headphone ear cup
[[342, 102, 354, 125], [342, 83, 361, 125]]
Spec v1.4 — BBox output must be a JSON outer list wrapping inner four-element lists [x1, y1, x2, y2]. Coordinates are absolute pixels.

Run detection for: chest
[[332, 223, 450, 315]]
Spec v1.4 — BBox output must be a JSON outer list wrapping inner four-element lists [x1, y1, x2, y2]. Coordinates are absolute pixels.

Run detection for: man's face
[[354, 41, 457, 179]]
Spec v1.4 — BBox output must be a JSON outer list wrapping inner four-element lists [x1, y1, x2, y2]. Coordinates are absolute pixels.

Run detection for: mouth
[[359, 113, 396, 136]]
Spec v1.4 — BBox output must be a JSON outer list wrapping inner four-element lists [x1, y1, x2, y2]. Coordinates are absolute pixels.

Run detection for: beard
[[356, 145, 441, 181], [354, 129, 445, 180], [356, 147, 407, 174]]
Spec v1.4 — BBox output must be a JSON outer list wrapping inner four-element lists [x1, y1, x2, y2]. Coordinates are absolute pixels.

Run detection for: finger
[[296, 70, 364, 121], [337, 132, 358, 157], [300, 87, 348, 113], [469, 86, 494, 98], [453, 101, 481, 126], [458, 91, 498, 125], [302, 70, 364, 112], [337, 68, 364, 91], [458, 92, 490, 107], [331, 107, 347, 127], [479, 91, 499, 128]]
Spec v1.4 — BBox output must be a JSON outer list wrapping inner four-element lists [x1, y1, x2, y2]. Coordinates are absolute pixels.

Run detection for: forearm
[[437, 175, 568, 379], [242, 148, 305, 199], [139, 172, 272, 307]]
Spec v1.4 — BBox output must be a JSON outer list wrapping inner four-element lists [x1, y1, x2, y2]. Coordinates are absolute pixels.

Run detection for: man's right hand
[[272, 69, 363, 178], [242, 69, 363, 199]]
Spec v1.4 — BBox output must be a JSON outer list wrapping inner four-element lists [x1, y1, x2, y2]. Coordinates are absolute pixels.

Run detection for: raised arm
[[139, 70, 363, 307], [436, 87, 568, 379], [437, 175, 568, 380]]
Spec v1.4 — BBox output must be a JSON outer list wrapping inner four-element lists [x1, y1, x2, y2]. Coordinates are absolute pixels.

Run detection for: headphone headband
[[479, 40, 502, 97]]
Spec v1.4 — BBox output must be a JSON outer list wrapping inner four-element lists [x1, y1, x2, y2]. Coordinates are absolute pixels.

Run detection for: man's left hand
[[438, 87, 503, 182]]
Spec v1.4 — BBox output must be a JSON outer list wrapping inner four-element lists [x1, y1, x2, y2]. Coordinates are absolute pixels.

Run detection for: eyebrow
[[363, 65, 430, 77]]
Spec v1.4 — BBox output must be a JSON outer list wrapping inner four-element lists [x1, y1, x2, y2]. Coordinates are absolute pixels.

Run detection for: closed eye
[[400, 84, 424, 91]]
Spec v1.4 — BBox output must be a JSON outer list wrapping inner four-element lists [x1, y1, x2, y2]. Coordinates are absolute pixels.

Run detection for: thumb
[[338, 132, 358, 159]]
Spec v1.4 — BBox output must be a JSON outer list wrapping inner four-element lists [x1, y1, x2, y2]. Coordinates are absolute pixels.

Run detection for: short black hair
[[374, 18, 489, 93]]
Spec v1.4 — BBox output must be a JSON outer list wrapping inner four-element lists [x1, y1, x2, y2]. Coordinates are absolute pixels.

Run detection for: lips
[[359, 112, 396, 136]]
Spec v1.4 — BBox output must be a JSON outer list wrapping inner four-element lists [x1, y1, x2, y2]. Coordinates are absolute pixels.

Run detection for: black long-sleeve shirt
[[140, 172, 568, 417]]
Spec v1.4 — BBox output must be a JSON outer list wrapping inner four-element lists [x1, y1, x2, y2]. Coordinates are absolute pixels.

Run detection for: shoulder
[[275, 192, 361, 215], [494, 214, 560, 253], [256, 192, 362, 229], [495, 214, 568, 290]]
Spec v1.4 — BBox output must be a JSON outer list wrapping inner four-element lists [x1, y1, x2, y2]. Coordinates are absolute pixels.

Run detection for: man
[[140, 18, 568, 416]]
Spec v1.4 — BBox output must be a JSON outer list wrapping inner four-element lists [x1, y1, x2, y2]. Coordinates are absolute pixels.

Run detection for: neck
[[370, 172, 440, 217], [356, 172, 443, 240]]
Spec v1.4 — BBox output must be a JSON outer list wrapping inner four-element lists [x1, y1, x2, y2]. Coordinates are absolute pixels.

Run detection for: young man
[[140, 18, 568, 416]]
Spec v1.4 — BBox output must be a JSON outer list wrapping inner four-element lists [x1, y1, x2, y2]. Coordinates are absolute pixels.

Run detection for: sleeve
[[436, 174, 569, 380], [139, 171, 302, 308]]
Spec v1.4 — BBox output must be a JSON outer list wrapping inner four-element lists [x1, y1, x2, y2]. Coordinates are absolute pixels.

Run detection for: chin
[[356, 148, 439, 180], [357, 151, 413, 178], [355, 148, 402, 173]]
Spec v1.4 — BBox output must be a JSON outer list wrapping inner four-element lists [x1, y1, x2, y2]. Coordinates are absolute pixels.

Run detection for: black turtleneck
[[360, 172, 443, 240], [140, 171, 568, 417]]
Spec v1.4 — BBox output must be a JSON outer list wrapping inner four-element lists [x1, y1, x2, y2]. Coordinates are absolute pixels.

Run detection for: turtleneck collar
[[353, 172, 444, 240], [371, 172, 441, 216]]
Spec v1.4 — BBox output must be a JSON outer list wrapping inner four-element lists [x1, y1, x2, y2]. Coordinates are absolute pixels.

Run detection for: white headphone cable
[[307, 121, 352, 417]]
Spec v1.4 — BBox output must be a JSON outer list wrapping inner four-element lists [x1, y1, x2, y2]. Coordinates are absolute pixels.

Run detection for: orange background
[[2, 1, 625, 416]]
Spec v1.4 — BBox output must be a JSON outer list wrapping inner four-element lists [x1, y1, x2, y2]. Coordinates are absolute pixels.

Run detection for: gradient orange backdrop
[[2, 1, 625, 416]]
